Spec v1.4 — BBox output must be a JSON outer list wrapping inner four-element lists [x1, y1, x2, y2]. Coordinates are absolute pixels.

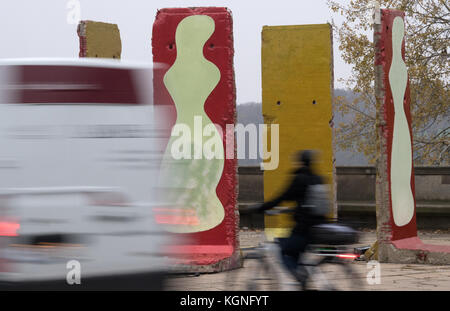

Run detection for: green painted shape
[[388, 16, 414, 227], [160, 15, 225, 233]]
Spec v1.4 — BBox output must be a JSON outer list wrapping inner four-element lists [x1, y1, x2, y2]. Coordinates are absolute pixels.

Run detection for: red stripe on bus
[[11, 65, 141, 104]]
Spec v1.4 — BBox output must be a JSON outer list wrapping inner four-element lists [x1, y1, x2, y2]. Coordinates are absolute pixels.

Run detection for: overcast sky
[[0, 0, 352, 104]]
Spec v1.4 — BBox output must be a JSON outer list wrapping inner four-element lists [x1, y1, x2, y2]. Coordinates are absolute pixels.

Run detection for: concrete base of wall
[[379, 238, 450, 265], [168, 250, 243, 274]]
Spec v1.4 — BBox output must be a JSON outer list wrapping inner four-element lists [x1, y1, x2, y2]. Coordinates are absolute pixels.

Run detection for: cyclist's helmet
[[297, 150, 314, 168]]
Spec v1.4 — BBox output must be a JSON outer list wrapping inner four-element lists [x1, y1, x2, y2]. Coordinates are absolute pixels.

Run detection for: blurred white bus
[[0, 58, 172, 290]]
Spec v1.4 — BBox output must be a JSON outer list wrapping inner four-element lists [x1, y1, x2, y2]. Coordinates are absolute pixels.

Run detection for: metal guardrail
[[238, 166, 450, 229], [239, 166, 450, 176], [336, 166, 450, 175]]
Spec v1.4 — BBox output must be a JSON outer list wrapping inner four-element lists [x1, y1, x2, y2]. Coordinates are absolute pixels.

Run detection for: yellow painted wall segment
[[261, 24, 335, 239], [78, 21, 122, 59]]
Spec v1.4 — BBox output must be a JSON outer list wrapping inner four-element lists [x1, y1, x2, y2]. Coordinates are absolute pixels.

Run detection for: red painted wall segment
[[379, 9, 417, 241], [152, 7, 238, 266]]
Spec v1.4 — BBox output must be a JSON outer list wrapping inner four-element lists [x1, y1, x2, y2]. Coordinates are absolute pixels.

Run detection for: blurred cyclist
[[252, 150, 327, 288]]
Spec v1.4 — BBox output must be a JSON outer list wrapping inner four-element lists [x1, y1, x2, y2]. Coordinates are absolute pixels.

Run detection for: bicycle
[[226, 207, 365, 291]]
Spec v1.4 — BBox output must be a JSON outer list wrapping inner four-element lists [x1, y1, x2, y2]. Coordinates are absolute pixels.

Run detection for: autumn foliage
[[328, 0, 449, 165]]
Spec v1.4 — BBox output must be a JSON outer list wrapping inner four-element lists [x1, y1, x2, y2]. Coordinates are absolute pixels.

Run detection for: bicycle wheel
[[246, 253, 280, 291], [305, 258, 365, 291], [224, 247, 280, 291]]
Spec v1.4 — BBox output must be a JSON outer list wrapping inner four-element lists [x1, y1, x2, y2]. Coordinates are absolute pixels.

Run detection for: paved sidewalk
[[165, 230, 450, 291]]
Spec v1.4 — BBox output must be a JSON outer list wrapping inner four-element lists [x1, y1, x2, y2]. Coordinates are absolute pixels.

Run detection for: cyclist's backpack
[[303, 184, 330, 216], [310, 223, 359, 245]]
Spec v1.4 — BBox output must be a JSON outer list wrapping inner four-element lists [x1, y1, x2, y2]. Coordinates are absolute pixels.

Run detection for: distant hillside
[[236, 89, 369, 166], [236, 102, 264, 166], [332, 89, 369, 166]]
